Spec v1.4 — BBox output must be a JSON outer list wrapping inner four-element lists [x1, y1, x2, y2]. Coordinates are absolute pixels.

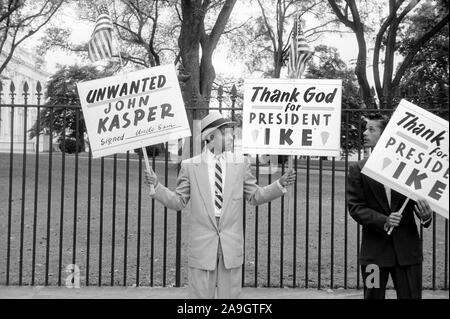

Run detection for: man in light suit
[[144, 112, 296, 299], [347, 113, 433, 299]]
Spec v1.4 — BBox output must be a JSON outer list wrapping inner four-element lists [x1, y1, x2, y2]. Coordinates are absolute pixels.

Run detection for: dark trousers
[[361, 264, 422, 299]]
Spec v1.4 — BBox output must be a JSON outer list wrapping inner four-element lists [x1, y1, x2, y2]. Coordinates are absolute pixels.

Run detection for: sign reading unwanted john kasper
[[242, 79, 342, 157], [362, 99, 449, 219], [77, 64, 191, 158]]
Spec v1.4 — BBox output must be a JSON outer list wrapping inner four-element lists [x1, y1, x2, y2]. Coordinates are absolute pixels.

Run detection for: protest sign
[[242, 79, 342, 156], [77, 64, 191, 158], [362, 99, 449, 219]]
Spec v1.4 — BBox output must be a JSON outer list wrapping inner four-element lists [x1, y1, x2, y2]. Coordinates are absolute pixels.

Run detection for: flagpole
[[285, 16, 298, 226], [285, 16, 313, 225]]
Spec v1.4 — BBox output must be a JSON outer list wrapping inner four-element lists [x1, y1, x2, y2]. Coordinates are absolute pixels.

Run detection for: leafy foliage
[[28, 65, 114, 149], [0, 0, 64, 73], [397, 0, 449, 97]]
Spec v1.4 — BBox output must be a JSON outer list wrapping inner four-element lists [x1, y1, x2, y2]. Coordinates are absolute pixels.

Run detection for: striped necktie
[[214, 154, 223, 211]]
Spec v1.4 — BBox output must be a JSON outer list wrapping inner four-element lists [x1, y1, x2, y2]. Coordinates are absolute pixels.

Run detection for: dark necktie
[[214, 155, 223, 211]]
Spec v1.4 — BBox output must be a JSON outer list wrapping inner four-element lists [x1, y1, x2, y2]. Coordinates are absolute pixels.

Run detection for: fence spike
[[0, 80, 3, 93], [23, 81, 29, 93], [230, 84, 237, 102], [36, 81, 42, 93], [217, 85, 223, 101], [10, 81, 15, 93]]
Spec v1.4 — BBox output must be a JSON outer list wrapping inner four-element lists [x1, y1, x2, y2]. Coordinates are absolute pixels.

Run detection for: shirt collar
[[204, 147, 226, 161]]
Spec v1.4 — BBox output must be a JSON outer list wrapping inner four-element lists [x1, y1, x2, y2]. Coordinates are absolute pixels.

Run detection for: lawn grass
[[0, 152, 448, 289]]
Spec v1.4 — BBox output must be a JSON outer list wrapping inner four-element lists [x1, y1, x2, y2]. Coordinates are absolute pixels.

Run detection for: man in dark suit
[[347, 113, 433, 299]]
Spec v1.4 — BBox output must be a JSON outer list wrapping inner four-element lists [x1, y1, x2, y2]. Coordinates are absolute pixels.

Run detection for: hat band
[[201, 118, 229, 133]]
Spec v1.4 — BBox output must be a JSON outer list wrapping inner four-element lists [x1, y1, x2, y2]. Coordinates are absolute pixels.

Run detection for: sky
[[23, 2, 365, 81]]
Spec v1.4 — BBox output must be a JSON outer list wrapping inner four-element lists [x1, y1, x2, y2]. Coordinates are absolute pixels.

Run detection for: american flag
[[88, 4, 114, 62], [287, 16, 314, 78]]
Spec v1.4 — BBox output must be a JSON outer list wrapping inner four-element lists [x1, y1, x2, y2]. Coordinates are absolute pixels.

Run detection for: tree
[[327, 0, 449, 109], [178, 0, 237, 119], [28, 65, 114, 151], [0, 0, 64, 74], [223, 0, 339, 78], [37, 0, 178, 69], [38, 1, 242, 121], [255, 0, 337, 78], [397, 0, 449, 105]]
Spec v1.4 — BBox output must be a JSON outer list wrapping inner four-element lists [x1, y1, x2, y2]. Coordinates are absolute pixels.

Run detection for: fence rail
[[0, 81, 448, 289]]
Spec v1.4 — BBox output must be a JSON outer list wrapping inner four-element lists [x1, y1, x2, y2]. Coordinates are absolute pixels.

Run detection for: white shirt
[[205, 148, 226, 217], [204, 148, 286, 217], [384, 186, 391, 208]]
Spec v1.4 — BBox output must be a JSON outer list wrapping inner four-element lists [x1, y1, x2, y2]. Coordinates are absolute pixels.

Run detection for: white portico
[[0, 44, 50, 153]]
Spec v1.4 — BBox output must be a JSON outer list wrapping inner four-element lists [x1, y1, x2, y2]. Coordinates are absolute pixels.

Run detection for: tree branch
[[373, 7, 397, 98], [382, 0, 420, 97], [208, 0, 237, 51], [327, 0, 354, 29], [222, 17, 252, 35], [392, 13, 449, 88], [257, 0, 277, 52]]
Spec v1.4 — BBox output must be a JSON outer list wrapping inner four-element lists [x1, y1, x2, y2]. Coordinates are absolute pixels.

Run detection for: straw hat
[[200, 111, 236, 141]]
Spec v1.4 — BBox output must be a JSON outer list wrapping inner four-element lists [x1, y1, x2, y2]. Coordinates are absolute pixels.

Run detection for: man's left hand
[[414, 199, 432, 221], [279, 169, 296, 187]]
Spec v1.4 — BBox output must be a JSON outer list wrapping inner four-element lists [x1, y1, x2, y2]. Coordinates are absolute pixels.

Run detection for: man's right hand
[[144, 168, 158, 188], [386, 212, 402, 228]]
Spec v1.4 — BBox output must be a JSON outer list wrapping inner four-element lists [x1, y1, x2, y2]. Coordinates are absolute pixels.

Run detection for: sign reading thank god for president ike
[[242, 79, 342, 157], [77, 64, 191, 158], [362, 99, 449, 219]]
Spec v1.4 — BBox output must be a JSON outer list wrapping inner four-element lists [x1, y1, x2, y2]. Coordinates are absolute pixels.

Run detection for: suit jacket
[[347, 159, 431, 267], [153, 151, 284, 270]]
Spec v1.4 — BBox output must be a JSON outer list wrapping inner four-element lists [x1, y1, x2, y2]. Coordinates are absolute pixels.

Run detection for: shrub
[[58, 137, 84, 154]]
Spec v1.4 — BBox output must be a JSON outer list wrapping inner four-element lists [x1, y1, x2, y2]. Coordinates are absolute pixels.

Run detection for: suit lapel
[[391, 189, 406, 212], [193, 153, 218, 229], [220, 152, 235, 220], [362, 159, 391, 214]]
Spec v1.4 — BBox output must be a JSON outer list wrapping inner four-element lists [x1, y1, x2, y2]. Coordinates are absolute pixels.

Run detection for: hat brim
[[201, 120, 236, 141]]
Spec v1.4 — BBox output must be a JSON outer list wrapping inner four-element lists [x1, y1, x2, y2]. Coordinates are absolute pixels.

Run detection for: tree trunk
[[273, 53, 282, 78], [179, 1, 204, 120], [200, 46, 216, 110], [179, 0, 236, 120]]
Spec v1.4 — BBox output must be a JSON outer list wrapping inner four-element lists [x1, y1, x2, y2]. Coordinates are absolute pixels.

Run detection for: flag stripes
[[88, 5, 114, 62], [288, 16, 314, 79]]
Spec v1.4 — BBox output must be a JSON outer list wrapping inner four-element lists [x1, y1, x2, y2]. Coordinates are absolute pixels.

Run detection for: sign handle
[[142, 147, 156, 196], [387, 198, 410, 235]]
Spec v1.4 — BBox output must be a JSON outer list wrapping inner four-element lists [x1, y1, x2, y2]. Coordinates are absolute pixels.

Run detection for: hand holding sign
[[414, 199, 433, 222], [386, 212, 403, 228], [387, 198, 409, 235], [143, 165, 158, 195], [142, 150, 157, 196]]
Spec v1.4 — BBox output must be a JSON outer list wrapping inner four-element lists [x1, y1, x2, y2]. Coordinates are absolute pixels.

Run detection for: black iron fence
[[0, 81, 448, 290]]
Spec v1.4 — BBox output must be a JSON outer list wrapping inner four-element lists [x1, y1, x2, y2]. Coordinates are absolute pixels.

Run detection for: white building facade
[[0, 45, 50, 153]]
